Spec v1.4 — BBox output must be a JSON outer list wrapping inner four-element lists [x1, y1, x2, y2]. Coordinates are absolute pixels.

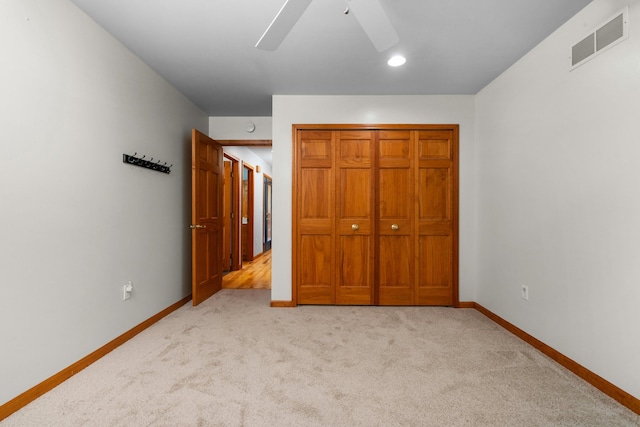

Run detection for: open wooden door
[[241, 165, 255, 262], [222, 160, 232, 271], [191, 129, 223, 306]]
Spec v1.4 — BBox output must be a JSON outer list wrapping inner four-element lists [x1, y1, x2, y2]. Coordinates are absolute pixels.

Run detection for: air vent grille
[[570, 6, 628, 70], [596, 13, 625, 51], [572, 34, 595, 66]]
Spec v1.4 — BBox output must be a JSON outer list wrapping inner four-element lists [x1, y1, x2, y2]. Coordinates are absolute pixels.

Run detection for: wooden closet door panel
[[336, 131, 374, 305], [416, 130, 457, 306], [296, 131, 335, 304], [300, 168, 332, 226], [377, 130, 414, 305], [299, 235, 333, 303], [299, 131, 333, 167], [338, 235, 372, 304], [418, 235, 452, 303]]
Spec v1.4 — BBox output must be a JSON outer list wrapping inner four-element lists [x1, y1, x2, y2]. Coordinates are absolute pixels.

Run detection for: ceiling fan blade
[[256, 0, 313, 51], [347, 0, 399, 52]]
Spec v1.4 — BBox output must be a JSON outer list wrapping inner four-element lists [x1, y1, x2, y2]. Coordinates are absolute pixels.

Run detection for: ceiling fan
[[256, 0, 399, 52]]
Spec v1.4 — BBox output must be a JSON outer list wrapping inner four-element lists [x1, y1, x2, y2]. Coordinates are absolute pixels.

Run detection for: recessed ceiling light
[[387, 55, 406, 67]]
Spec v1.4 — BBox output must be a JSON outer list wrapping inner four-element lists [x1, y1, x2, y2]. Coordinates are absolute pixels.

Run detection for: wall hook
[[122, 152, 172, 174]]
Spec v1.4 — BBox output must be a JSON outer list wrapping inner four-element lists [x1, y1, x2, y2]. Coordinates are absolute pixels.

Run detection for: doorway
[[263, 174, 272, 252], [241, 164, 255, 262], [216, 139, 273, 290], [222, 154, 241, 273]]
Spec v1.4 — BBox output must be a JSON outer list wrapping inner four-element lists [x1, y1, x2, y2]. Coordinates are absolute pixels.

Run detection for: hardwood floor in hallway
[[222, 250, 271, 289]]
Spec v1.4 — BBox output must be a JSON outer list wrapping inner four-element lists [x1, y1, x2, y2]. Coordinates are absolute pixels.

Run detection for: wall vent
[[570, 6, 628, 70]]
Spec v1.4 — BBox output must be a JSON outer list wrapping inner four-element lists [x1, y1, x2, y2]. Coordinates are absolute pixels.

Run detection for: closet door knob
[[391, 224, 399, 231], [352, 224, 359, 231]]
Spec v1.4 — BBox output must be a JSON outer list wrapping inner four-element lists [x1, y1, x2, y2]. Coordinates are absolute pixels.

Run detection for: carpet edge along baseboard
[[0, 295, 192, 422], [1, 297, 638, 420], [473, 303, 639, 416]]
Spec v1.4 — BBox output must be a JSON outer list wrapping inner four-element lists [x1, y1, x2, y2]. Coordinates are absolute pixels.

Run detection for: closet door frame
[[292, 124, 459, 307]]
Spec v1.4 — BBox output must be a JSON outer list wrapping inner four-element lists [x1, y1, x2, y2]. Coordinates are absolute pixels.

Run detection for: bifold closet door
[[416, 130, 456, 306], [335, 131, 375, 305], [296, 130, 335, 304], [294, 125, 458, 307], [377, 130, 415, 305]]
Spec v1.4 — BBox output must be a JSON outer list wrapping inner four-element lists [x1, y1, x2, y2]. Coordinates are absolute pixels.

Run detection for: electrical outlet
[[123, 281, 133, 301], [521, 285, 529, 301]]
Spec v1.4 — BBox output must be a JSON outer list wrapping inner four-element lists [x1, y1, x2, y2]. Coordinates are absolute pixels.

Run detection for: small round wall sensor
[[246, 123, 256, 133]]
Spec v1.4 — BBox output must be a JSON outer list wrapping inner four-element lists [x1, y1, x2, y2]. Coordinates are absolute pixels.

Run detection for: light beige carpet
[[3, 289, 639, 426]]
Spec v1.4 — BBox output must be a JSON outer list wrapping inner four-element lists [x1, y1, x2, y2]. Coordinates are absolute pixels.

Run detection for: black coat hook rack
[[123, 152, 172, 174]]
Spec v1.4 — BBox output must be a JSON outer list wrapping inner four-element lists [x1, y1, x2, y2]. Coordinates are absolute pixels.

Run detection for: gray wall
[[0, 0, 208, 405], [475, 0, 640, 398]]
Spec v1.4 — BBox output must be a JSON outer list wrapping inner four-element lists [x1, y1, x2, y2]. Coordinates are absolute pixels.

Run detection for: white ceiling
[[70, 0, 592, 117]]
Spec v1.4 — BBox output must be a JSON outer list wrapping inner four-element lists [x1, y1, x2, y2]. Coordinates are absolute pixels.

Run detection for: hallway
[[222, 250, 271, 289]]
